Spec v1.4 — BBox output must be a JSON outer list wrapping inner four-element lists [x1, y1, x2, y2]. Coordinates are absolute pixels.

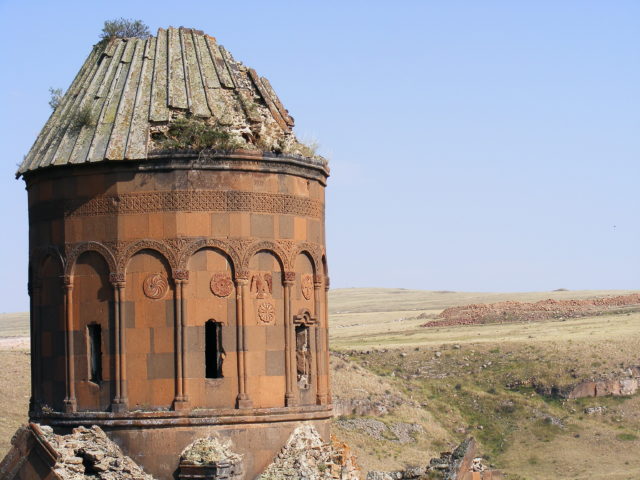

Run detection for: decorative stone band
[[30, 190, 324, 222], [31, 404, 333, 428]]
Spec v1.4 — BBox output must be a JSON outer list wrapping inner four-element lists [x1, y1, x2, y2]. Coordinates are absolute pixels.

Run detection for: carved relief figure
[[301, 274, 313, 300], [250, 272, 272, 299]]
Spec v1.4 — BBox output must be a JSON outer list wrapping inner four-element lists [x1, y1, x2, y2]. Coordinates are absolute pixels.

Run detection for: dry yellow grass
[[329, 288, 640, 479]]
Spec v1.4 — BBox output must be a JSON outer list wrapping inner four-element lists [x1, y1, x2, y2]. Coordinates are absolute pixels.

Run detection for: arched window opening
[[87, 324, 102, 384], [205, 320, 224, 379], [295, 325, 311, 390]]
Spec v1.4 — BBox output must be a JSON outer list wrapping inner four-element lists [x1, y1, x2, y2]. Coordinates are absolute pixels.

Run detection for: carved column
[[324, 276, 331, 402], [314, 276, 327, 404], [118, 282, 128, 408], [62, 275, 77, 413], [283, 271, 296, 406], [110, 272, 127, 412], [173, 270, 189, 410], [29, 279, 41, 413], [235, 271, 252, 408]]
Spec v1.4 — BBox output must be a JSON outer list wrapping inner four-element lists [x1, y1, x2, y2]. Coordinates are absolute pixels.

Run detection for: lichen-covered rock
[[258, 424, 360, 480]]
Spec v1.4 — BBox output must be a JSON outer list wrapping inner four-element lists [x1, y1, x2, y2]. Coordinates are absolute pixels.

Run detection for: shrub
[[100, 18, 151, 40], [70, 105, 96, 131], [154, 117, 239, 151], [48, 87, 63, 110]]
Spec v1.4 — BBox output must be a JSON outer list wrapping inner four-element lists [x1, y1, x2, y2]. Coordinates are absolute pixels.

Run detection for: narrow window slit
[[87, 324, 102, 383], [296, 324, 311, 390], [205, 320, 223, 379]]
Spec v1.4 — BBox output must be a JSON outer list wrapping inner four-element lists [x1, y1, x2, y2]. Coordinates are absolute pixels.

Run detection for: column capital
[[109, 272, 126, 286], [236, 270, 250, 281], [173, 269, 189, 282], [283, 271, 296, 285]]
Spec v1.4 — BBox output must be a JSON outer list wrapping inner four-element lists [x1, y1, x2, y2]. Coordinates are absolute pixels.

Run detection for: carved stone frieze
[[36, 238, 325, 293], [31, 190, 324, 223]]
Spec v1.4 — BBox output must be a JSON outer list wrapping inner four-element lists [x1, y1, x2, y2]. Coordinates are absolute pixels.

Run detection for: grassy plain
[[1, 289, 639, 479], [330, 288, 640, 479]]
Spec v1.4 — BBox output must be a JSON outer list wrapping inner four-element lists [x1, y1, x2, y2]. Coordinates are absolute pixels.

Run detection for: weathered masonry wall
[[25, 155, 331, 478]]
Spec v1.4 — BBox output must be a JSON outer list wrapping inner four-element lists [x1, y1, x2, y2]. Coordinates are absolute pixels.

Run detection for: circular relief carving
[[143, 273, 168, 300], [210, 273, 233, 297], [257, 301, 276, 324], [301, 274, 313, 300]]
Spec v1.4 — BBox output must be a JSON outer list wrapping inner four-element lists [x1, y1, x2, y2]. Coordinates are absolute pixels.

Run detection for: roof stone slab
[[18, 27, 313, 177]]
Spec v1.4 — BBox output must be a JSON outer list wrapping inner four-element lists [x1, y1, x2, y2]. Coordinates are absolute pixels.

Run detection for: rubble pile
[[39, 425, 155, 480], [423, 293, 640, 327], [258, 424, 360, 480], [180, 436, 242, 466], [178, 436, 243, 479]]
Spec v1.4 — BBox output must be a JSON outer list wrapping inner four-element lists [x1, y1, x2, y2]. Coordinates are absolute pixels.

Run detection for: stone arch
[[65, 241, 117, 278], [125, 248, 175, 409], [246, 247, 287, 408], [293, 244, 321, 276], [178, 238, 240, 273], [184, 245, 238, 409], [31, 246, 65, 281], [242, 240, 288, 272], [36, 252, 66, 411], [72, 250, 115, 411], [121, 239, 176, 277]]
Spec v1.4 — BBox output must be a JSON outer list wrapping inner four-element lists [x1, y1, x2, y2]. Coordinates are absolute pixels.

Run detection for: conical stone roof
[[18, 27, 321, 177]]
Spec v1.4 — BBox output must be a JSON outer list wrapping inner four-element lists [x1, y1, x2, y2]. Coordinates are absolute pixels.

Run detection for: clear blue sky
[[0, 1, 638, 312]]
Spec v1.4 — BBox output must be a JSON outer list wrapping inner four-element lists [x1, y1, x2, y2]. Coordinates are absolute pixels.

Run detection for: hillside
[[329, 288, 640, 479]]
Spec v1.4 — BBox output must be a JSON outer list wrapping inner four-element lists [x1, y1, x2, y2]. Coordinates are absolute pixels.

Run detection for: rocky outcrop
[[366, 438, 502, 480], [336, 418, 423, 444], [258, 424, 360, 480], [514, 366, 640, 399]]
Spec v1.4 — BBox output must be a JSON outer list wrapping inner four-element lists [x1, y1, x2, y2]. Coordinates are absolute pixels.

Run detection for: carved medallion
[[143, 273, 168, 300], [301, 274, 313, 300], [210, 273, 233, 297], [257, 301, 276, 324]]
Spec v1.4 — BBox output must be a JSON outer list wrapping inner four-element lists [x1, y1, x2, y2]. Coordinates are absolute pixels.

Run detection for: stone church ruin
[[1, 26, 337, 479]]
